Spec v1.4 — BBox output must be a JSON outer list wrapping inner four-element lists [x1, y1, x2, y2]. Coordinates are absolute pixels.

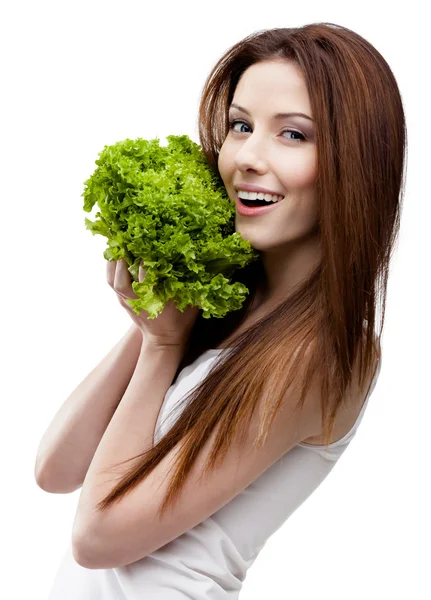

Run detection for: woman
[[37, 22, 405, 599]]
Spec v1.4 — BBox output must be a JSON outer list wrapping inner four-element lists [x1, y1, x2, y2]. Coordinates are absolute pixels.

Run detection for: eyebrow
[[229, 103, 314, 122]]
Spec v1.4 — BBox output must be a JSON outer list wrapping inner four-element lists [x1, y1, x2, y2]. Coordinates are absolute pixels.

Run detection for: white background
[[2, 1, 429, 598]]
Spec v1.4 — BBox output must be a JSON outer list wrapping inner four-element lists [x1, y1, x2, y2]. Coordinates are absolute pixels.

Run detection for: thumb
[[138, 260, 147, 283]]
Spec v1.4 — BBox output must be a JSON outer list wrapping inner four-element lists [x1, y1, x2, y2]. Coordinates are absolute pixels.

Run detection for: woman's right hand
[[106, 258, 200, 349]]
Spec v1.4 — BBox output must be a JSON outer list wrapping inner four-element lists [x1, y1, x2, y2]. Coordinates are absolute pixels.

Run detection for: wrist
[[141, 334, 187, 354]]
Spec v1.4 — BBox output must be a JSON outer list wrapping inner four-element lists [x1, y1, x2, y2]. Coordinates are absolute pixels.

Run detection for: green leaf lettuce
[[82, 134, 260, 319]]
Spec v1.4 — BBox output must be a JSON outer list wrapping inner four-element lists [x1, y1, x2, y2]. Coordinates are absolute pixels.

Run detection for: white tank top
[[47, 347, 382, 599]]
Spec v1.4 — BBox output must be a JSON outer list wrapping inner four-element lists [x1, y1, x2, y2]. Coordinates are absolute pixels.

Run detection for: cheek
[[218, 140, 238, 178], [279, 196, 319, 241], [281, 150, 317, 188], [284, 165, 316, 189], [300, 197, 319, 232], [217, 145, 230, 181]]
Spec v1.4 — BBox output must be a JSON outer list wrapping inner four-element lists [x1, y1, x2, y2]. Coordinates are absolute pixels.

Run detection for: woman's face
[[218, 59, 319, 252]]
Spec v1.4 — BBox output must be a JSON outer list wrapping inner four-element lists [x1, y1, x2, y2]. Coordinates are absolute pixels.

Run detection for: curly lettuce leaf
[[82, 135, 260, 319]]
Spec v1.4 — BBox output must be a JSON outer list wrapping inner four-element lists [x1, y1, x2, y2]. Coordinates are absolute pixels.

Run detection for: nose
[[234, 136, 268, 174]]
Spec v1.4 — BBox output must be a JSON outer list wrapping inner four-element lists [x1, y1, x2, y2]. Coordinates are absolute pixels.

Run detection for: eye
[[229, 119, 250, 134], [228, 119, 306, 142]]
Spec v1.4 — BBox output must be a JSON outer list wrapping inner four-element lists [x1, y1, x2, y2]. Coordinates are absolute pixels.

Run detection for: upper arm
[[73, 370, 322, 569]]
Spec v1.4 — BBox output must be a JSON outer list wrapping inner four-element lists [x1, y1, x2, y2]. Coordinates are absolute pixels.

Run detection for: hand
[[106, 258, 200, 349]]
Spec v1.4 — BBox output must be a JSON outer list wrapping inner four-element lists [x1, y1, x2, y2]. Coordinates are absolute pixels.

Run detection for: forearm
[[73, 338, 184, 532], [35, 324, 144, 492]]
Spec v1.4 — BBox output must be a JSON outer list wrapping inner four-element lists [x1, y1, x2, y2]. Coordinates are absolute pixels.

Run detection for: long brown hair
[[96, 23, 406, 518]]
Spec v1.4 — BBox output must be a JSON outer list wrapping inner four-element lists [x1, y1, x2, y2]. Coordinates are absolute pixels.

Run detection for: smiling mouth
[[240, 198, 284, 207], [234, 188, 285, 206]]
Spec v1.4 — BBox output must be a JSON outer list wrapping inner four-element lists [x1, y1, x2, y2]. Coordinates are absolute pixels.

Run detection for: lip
[[234, 183, 285, 197], [235, 194, 283, 217]]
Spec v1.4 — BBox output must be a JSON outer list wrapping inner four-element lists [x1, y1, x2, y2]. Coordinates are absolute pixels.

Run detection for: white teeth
[[237, 190, 284, 203]]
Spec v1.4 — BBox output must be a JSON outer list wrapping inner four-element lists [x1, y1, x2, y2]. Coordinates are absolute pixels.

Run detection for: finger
[[138, 260, 147, 283], [114, 259, 139, 300], [106, 259, 116, 288]]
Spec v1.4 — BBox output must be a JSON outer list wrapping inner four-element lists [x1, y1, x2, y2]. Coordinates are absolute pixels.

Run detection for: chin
[[233, 224, 267, 251]]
